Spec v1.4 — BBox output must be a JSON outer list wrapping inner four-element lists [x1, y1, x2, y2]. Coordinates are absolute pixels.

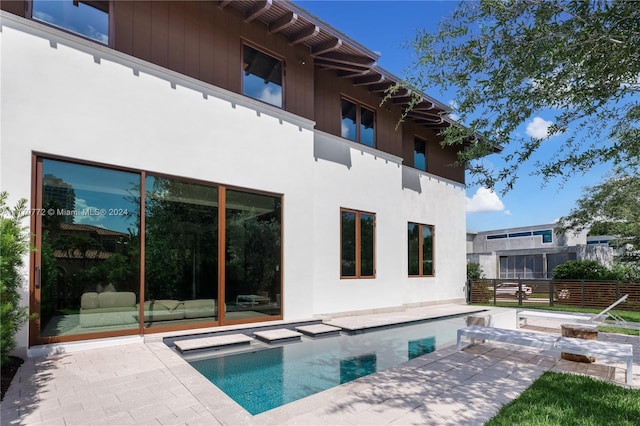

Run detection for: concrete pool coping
[[3, 304, 638, 425]]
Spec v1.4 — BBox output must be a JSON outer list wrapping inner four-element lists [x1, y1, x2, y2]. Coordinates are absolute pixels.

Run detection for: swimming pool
[[185, 315, 466, 415]]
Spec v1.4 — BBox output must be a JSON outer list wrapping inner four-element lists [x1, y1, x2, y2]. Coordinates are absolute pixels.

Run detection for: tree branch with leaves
[[558, 167, 640, 262], [397, 0, 639, 192]]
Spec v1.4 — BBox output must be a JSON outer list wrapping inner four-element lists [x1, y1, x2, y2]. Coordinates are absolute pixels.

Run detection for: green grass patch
[[596, 325, 639, 336], [485, 372, 640, 426]]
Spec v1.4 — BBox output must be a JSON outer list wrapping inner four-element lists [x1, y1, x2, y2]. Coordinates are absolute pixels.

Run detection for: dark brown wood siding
[[403, 121, 465, 184], [12, 0, 463, 182], [315, 69, 464, 184], [314, 69, 404, 157], [1, 0, 26, 17], [112, 1, 314, 120]]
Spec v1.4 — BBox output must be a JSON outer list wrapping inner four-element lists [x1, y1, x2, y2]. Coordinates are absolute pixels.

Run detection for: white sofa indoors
[[79, 290, 217, 328]]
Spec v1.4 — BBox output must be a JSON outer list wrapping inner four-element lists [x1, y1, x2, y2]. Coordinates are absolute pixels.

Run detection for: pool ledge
[[324, 304, 489, 333]]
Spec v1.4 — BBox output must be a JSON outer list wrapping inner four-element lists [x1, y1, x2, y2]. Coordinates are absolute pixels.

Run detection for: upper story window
[[242, 45, 283, 108], [486, 230, 552, 243], [32, 0, 109, 45], [341, 208, 375, 278], [414, 137, 427, 171], [341, 99, 375, 147], [533, 229, 553, 243]]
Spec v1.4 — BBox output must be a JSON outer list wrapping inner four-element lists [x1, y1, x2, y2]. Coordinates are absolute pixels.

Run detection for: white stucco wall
[[401, 168, 467, 304], [1, 14, 467, 351]]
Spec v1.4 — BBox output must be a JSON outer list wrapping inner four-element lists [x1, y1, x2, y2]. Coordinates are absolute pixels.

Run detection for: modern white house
[[2, 0, 469, 355], [467, 223, 615, 279]]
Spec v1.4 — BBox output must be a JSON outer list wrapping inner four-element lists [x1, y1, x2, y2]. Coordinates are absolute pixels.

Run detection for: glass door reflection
[[224, 189, 282, 322]]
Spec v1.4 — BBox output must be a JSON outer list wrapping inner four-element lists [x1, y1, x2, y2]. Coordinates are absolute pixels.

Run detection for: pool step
[[254, 328, 303, 344], [174, 334, 253, 352], [296, 324, 342, 338]]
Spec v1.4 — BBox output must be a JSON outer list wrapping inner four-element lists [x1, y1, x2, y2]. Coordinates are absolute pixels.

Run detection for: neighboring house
[[467, 223, 615, 279], [2, 0, 469, 354]]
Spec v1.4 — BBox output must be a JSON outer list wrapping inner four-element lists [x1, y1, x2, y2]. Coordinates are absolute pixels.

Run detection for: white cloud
[[466, 187, 505, 213], [73, 198, 104, 226], [341, 121, 349, 138], [33, 11, 54, 23], [87, 25, 108, 45], [448, 100, 460, 121], [526, 117, 553, 139], [504, 210, 512, 216], [257, 86, 282, 108]]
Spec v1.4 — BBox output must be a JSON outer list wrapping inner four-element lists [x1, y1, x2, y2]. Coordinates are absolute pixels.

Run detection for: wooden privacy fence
[[468, 279, 640, 311]]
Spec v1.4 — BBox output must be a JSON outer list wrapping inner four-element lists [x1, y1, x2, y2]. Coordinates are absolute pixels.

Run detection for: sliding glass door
[[144, 176, 218, 330], [38, 159, 140, 338], [224, 189, 282, 322], [33, 156, 282, 343]]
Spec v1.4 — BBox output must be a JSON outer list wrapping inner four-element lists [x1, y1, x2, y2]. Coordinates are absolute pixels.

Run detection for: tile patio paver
[[1, 305, 638, 426]]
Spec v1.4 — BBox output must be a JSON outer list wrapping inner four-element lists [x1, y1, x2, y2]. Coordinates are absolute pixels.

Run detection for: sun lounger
[[457, 325, 634, 384], [518, 294, 640, 335], [517, 309, 594, 326]]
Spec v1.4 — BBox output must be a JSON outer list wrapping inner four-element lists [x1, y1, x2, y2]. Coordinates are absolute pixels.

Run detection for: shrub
[[553, 260, 613, 280], [0, 192, 30, 366], [467, 262, 485, 280], [553, 259, 640, 281], [608, 262, 640, 282]]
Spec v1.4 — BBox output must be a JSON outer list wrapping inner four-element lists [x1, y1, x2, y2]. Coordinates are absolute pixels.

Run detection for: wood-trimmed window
[[242, 44, 284, 108], [341, 98, 375, 147], [341, 208, 376, 278], [408, 223, 434, 277], [31, 0, 109, 45], [413, 137, 427, 172]]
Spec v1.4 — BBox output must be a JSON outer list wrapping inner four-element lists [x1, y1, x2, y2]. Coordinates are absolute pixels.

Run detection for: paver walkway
[[2, 308, 638, 426]]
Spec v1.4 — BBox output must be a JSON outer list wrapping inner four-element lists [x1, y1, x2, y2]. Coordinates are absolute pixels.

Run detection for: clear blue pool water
[[187, 316, 466, 415]]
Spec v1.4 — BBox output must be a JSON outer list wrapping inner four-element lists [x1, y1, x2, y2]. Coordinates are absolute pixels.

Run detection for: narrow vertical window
[[32, 0, 109, 44], [408, 223, 420, 275], [421, 225, 433, 275], [414, 137, 427, 172], [408, 222, 434, 277], [341, 98, 375, 147], [242, 45, 283, 108], [341, 209, 376, 278], [360, 213, 375, 276]]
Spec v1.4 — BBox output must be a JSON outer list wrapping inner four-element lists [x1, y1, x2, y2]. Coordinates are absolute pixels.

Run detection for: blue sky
[[296, 0, 610, 233]]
